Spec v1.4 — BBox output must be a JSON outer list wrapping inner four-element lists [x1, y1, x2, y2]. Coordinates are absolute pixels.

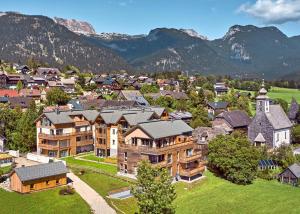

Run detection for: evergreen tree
[[46, 88, 70, 106]]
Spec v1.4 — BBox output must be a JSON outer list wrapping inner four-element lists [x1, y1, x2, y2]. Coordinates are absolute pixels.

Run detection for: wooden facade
[[36, 112, 95, 158], [10, 172, 67, 193], [118, 128, 207, 181]]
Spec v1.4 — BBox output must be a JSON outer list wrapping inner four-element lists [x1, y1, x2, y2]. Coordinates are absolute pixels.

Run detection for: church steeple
[[256, 80, 269, 113]]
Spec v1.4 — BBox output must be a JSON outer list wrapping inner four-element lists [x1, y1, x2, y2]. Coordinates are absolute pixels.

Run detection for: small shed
[[10, 161, 68, 193], [278, 163, 300, 185]]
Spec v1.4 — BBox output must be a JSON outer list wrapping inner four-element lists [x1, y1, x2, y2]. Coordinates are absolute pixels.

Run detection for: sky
[[1, 0, 300, 39]]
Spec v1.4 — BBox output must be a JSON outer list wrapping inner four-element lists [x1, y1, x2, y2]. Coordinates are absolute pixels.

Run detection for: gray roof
[[100, 108, 159, 125], [135, 120, 193, 139], [286, 163, 300, 178], [207, 101, 229, 110], [216, 110, 251, 128], [44, 110, 99, 125], [266, 105, 292, 129], [170, 111, 192, 120], [14, 162, 68, 182], [254, 133, 266, 142]]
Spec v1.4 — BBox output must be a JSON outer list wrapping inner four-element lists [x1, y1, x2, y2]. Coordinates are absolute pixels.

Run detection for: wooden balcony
[[38, 133, 72, 140], [38, 143, 70, 150], [75, 130, 93, 136], [76, 140, 94, 147], [95, 143, 108, 149], [121, 141, 194, 155], [179, 166, 205, 177], [75, 121, 90, 126], [179, 153, 202, 163]]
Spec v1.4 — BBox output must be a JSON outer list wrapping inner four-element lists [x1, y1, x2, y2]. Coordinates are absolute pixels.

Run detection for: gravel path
[[67, 172, 116, 214]]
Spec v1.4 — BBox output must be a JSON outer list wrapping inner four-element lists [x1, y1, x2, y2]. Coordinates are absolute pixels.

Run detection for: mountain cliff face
[[53, 17, 96, 35], [0, 12, 131, 73]]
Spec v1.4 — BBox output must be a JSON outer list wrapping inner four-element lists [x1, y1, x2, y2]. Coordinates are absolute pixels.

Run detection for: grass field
[[268, 87, 300, 103], [63, 157, 300, 214], [175, 171, 300, 214], [63, 156, 117, 174], [236, 87, 300, 103], [0, 188, 90, 214], [80, 154, 117, 164], [72, 168, 138, 214]]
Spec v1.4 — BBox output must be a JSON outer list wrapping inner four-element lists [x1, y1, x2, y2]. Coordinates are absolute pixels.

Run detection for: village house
[[36, 67, 60, 77], [192, 127, 226, 144], [169, 111, 192, 124], [118, 120, 207, 181], [35, 109, 98, 158], [95, 107, 168, 157], [0, 153, 13, 167], [248, 84, 292, 148], [16, 65, 30, 74], [10, 161, 68, 193], [214, 82, 228, 96], [212, 110, 251, 134], [207, 101, 229, 117], [117, 90, 149, 106]]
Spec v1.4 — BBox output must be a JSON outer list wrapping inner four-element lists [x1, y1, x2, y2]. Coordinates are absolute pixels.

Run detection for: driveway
[[67, 172, 116, 214]]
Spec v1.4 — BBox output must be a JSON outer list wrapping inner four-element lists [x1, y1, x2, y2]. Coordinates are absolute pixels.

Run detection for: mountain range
[[0, 12, 300, 79]]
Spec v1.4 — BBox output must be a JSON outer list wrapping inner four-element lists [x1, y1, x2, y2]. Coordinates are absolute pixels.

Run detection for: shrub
[[59, 186, 75, 195]]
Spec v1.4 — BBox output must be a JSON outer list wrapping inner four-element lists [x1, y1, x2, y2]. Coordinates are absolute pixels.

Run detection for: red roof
[[0, 90, 19, 97], [19, 89, 41, 97]]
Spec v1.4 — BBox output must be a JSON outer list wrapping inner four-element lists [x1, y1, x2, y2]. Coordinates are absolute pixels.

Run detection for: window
[[76, 136, 81, 142], [56, 179, 60, 185], [285, 131, 287, 139], [167, 154, 172, 164], [46, 180, 50, 185], [112, 140, 115, 145], [30, 184, 34, 189], [124, 152, 128, 161], [276, 133, 279, 142], [112, 129, 116, 135]]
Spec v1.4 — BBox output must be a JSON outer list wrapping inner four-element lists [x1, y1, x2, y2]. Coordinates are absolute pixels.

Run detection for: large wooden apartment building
[[95, 107, 168, 157], [118, 120, 207, 181], [36, 109, 99, 158]]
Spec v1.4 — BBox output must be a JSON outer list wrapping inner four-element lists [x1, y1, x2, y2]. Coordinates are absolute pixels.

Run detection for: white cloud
[[238, 0, 300, 24]]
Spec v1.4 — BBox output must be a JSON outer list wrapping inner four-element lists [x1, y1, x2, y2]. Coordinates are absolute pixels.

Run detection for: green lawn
[[0, 188, 90, 214], [237, 87, 300, 103], [0, 165, 12, 175], [63, 156, 117, 174], [73, 169, 138, 214], [80, 155, 104, 162], [175, 171, 300, 214], [268, 87, 300, 103]]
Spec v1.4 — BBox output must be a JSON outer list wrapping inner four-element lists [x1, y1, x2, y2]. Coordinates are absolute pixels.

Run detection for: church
[[248, 83, 292, 148]]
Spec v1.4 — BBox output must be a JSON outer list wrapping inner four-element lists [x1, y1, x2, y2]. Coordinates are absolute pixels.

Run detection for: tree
[[190, 106, 210, 128], [140, 84, 159, 94], [46, 88, 70, 106], [11, 101, 38, 152], [273, 98, 288, 113], [155, 96, 176, 111], [271, 144, 295, 168], [292, 125, 300, 144], [16, 80, 23, 93], [208, 134, 259, 184], [131, 161, 176, 214]]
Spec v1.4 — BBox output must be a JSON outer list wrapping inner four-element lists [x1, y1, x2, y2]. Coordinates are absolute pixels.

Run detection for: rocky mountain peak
[[53, 17, 96, 35]]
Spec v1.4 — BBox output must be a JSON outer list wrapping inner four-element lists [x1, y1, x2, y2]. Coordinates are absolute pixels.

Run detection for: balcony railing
[[75, 130, 93, 136], [38, 143, 70, 150], [179, 153, 202, 163], [76, 140, 94, 147], [75, 121, 90, 126], [179, 166, 205, 177], [38, 133, 71, 140], [121, 141, 194, 154]]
